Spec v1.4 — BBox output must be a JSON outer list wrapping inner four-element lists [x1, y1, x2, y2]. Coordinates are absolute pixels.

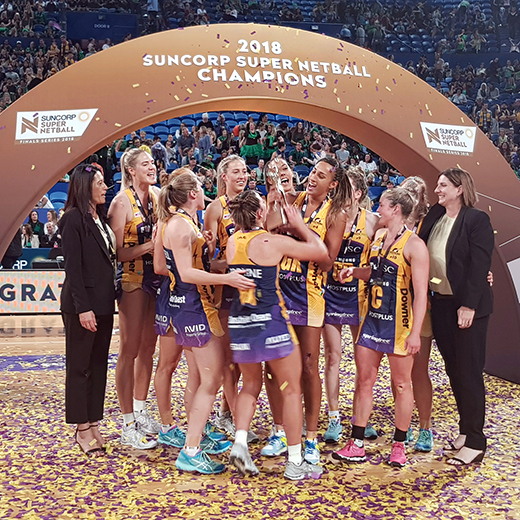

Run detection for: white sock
[[133, 399, 146, 413], [288, 444, 303, 465], [184, 446, 199, 457], [329, 410, 340, 420], [123, 413, 135, 427], [235, 429, 248, 446], [161, 424, 174, 434]]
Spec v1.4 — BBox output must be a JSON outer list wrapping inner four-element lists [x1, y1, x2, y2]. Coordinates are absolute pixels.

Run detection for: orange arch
[[1, 24, 519, 379]]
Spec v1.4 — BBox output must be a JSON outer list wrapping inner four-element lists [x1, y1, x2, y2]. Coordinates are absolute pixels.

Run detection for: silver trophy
[[265, 158, 288, 231]]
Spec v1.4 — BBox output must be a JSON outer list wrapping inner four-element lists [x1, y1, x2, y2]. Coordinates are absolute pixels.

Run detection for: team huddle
[[67, 148, 492, 478]]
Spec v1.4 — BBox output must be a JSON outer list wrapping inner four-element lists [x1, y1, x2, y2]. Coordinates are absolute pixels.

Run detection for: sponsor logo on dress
[[420, 122, 476, 156], [230, 342, 251, 351], [15, 109, 98, 144]]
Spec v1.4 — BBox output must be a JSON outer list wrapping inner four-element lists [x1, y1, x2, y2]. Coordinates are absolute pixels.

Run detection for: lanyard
[[176, 207, 201, 231], [300, 195, 328, 226], [344, 209, 361, 249], [373, 226, 406, 282], [130, 186, 154, 238]]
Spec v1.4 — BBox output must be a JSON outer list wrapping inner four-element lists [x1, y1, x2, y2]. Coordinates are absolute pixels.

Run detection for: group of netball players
[[108, 145, 437, 479]]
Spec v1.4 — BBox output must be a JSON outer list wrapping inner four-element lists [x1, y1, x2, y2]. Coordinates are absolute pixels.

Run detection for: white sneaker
[[215, 411, 236, 437], [135, 408, 160, 435], [121, 422, 158, 449]]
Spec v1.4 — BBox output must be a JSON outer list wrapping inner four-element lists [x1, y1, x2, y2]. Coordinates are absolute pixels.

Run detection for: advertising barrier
[[0, 270, 64, 314]]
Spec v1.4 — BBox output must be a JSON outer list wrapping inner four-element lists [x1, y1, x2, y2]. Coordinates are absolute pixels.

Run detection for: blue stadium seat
[[49, 192, 67, 204], [154, 125, 169, 134], [368, 186, 386, 201], [182, 118, 196, 127], [168, 118, 181, 126], [141, 126, 154, 134]]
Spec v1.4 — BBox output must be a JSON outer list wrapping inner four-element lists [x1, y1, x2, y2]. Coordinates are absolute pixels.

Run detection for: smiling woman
[[59, 164, 116, 457]]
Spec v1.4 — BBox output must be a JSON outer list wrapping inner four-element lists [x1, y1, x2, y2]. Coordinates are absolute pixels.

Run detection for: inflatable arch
[[1, 24, 520, 380]]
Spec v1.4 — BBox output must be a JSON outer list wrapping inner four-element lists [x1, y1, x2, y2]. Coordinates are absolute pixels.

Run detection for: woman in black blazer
[[60, 164, 116, 456], [419, 168, 494, 465]]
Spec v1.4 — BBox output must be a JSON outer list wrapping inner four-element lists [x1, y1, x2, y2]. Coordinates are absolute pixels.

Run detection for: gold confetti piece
[[67, 147, 71, 153], [333, 88, 337, 94], [176, 75, 180, 81], [279, 381, 288, 391], [386, 64, 390, 69], [425, 104, 429, 110], [376, 78, 380, 84], [430, 277, 442, 285], [337, 98, 341, 103], [229, 364, 234, 371], [225, 83, 230, 89], [428, 111, 432, 116], [266, 372, 272, 379], [358, 83, 362, 88], [429, 154, 433, 160], [456, 163, 461, 169], [494, 230, 498, 234], [133, 83, 140, 88], [201, 93, 208, 97], [461, 117, 465, 123], [31, 165, 35, 170], [477, 161, 480, 165], [95, 117, 100, 121], [410, 132, 413, 138], [145, 92, 149, 96], [373, 109, 377, 113], [489, 206, 492, 211], [359, 108, 363, 114], [115, 123, 121, 127], [346, 105, 349, 111], [385, 86, 391, 91], [186, 88, 192, 94], [89, 439, 97, 446], [174, 95, 179, 100]]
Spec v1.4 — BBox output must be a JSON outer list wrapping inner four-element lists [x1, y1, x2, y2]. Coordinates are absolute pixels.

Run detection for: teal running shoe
[[204, 421, 227, 442], [364, 424, 378, 440], [323, 419, 343, 443], [405, 427, 415, 445], [200, 435, 232, 455], [175, 449, 225, 474], [158, 426, 186, 448], [414, 428, 433, 452]]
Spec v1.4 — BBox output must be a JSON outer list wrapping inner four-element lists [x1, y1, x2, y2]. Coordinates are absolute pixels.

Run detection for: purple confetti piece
[[171, 81, 175, 85], [184, 97, 190, 101], [337, 47, 343, 51], [376, 86, 379, 91], [224, 39, 229, 43], [217, 34, 220, 39], [147, 99, 154, 103], [335, 79, 338, 84], [33, 112, 39, 117], [0, 126, 5, 130], [393, 78, 397, 84], [238, 84, 242, 89], [251, 31, 256, 35], [381, 110, 384, 114]]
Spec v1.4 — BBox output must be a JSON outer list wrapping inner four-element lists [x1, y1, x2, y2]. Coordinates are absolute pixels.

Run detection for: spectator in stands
[[197, 112, 214, 131], [102, 38, 112, 51], [451, 88, 468, 105], [42, 221, 61, 248], [177, 126, 195, 165], [21, 223, 39, 248], [253, 159, 265, 184], [240, 121, 262, 165], [47, 209, 58, 226], [28, 210, 44, 238], [203, 177, 217, 207], [290, 121, 305, 146], [214, 113, 228, 137], [245, 178, 263, 196], [187, 154, 200, 174], [151, 135, 169, 169], [335, 140, 350, 167], [289, 141, 306, 166], [197, 126, 212, 163], [477, 103, 493, 133], [358, 154, 379, 177]]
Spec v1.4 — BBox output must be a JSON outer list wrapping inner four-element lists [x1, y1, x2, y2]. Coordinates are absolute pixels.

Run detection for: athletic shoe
[[158, 426, 186, 448], [200, 435, 232, 455], [332, 439, 366, 463], [303, 439, 320, 464], [247, 429, 260, 444], [229, 443, 259, 476], [364, 424, 378, 440], [323, 419, 343, 443], [204, 421, 228, 442], [388, 441, 406, 467], [284, 460, 323, 480], [260, 431, 288, 457], [175, 449, 225, 474], [405, 427, 415, 445], [135, 408, 161, 435], [215, 411, 236, 437], [414, 428, 434, 452], [120, 422, 158, 450]]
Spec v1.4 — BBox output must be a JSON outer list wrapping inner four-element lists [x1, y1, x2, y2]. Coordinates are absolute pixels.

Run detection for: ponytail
[[228, 190, 262, 231], [157, 171, 199, 221]]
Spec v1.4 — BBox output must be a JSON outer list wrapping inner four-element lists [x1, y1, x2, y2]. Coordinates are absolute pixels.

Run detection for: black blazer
[[419, 203, 494, 318], [60, 208, 115, 316]]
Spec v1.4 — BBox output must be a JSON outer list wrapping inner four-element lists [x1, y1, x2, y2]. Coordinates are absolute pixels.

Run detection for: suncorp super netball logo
[[420, 122, 477, 156], [15, 109, 98, 144]]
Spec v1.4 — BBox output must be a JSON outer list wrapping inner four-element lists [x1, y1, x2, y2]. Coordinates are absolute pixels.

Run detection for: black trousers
[[430, 296, 489, 451], [63, 312, 113, 424]]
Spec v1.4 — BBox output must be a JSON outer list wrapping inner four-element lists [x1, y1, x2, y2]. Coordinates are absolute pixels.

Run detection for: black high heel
[[75, 426, 104, 457], [446, 448, 485, 466]]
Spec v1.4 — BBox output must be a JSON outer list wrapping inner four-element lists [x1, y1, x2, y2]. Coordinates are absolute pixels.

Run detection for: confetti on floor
[[1, 329, 520, 520]]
